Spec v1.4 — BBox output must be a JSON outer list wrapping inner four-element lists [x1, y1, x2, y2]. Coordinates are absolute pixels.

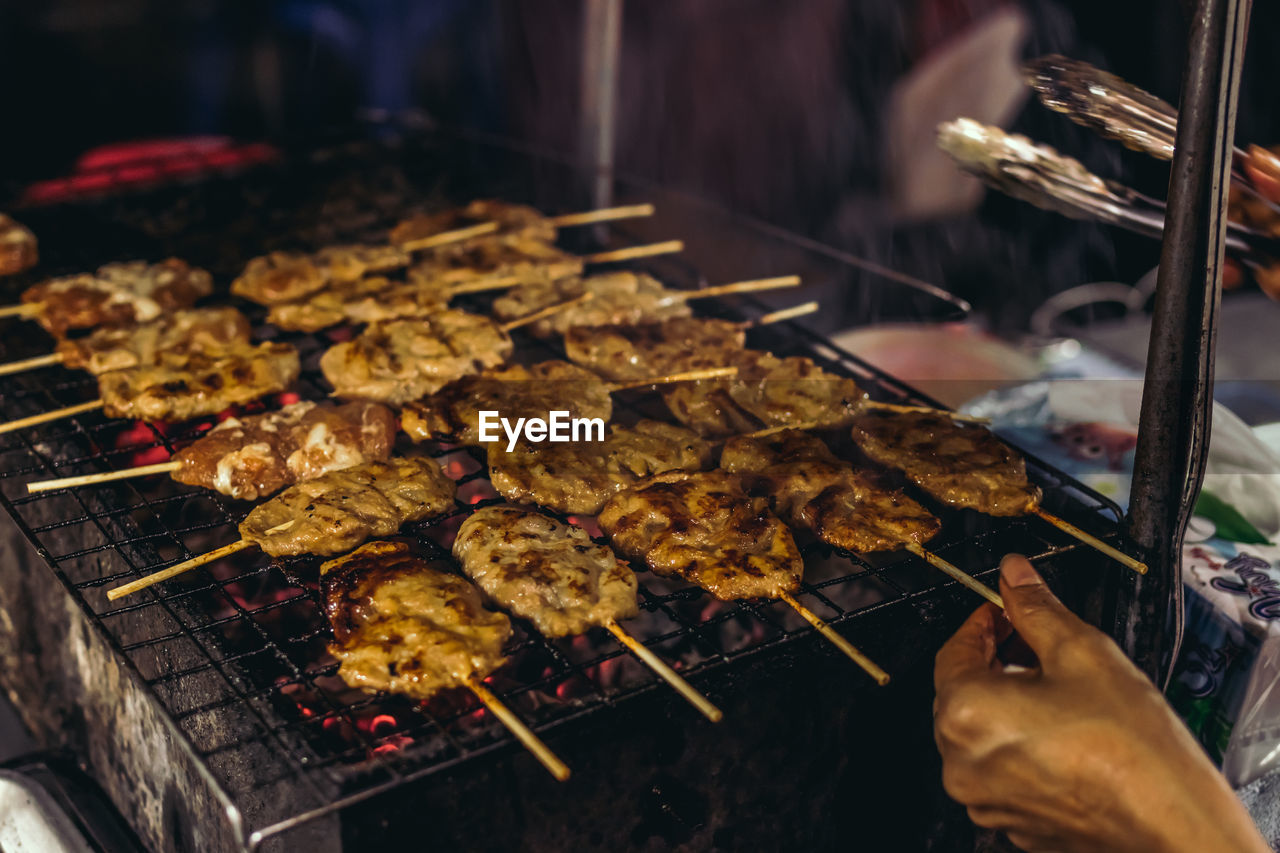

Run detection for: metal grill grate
[[0, 130, 1126, 848]]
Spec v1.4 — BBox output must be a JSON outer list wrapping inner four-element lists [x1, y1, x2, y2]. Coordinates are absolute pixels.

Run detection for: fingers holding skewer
[[465, 677, 571, 781], [777, 590, 890, 685], [604, 620, 723, 723]]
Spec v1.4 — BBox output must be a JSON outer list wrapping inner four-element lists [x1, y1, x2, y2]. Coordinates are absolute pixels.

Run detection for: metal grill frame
[[0, 130, 1129, 850]]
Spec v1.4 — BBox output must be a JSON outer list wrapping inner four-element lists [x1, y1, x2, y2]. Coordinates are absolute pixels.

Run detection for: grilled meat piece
[[391, 199, 557, 248], [22, 259, 213, 336], [721, 430, 940, 553], [401, 360, 612, 446], [232, 245, 409, 307], [55, 307, 251, 375], [322, 541, 511, 698], [170, 400, 397, 500], [266, 276, 447, 333], [409, 236, 582, 293], [240, 456, 456, 557], [0, 214, 37, 276], [488, 420, 712, 515], [320, 310, 514, 404], [492, 272, 692, 338], [564, 316, 747, 381], [454, 507, 639, 636], [599, 470, 802, 600], [662, 349, 868, 437], [849, 410, 1042, 516], [97, 341, 300, 422]]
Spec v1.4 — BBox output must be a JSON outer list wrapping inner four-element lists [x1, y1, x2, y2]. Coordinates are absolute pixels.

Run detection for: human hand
[[933, 554, 1270, 853]]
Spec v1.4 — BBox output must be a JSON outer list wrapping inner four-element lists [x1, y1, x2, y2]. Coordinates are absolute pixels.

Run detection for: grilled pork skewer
[[721, 429, 1001, 606], [849, 410, 1146, 574], [0, 341, 301, 435], [0, 214, 37, 276], [391, 200, 655, 250], [107, 455, 457, 599], [3, 259, 214, 336], [321, 540, 569, 781], [597, 470, 889, 683], [0, 307, 252, 378], [454, 507, 722, 721], [400, 360, 737, 447], [319, 296, 589, 405], [27, 400, 397, 499]]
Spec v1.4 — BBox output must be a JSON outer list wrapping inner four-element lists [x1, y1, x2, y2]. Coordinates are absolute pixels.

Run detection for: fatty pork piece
[[662, 349, 868, 438], [322, 541, 511, 698], [56, 307, 251, 375], [231, 245, 410, 306], [491, 271, 692, 338], [598, 470, 803, 601], [97, 341, 300, 422], [488, 420, 712, 515], [0, 213, 38, 276], [849, 410, 1042, 517], [401, 360, 612, 446], [266, 276, 448, 333], [239, 456, 457, 557], [454, 507, 639, 636], [563, 316, 747, 381], [320, 310, 514, 404], [390, 199, 557, 248], [409, 236, 582, 292], [170, 400, 398, 500], [23, 259, 214, 336], [721, 429, 940, 553]]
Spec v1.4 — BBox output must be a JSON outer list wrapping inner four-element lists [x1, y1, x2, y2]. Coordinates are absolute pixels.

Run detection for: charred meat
[[266, 276, 447, 333], [0, 214, 37, 276], [598, 470, 802, 601], [721, 429, 940, 553], [98, 341, 300, 422], [488, 420, 712, 515], [231, 245, 409, 307], [564, 316, 746, 381], [240, 456, 457, 557], [849, 410, 1042, 516], [320, 310, 514, 404], [170, 400, 397, 500], [492, 271, 692, 338], [390, 199, 557, 248], [409, 236, 582, 292], [56, 307, 251, 375], [454, 507, 639, 636], [23, 259, 213, 336], [322, 541, 511, 698]]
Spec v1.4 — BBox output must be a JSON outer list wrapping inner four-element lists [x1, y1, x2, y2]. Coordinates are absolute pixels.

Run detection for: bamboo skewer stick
[[862, 401, 990, 425], [673, 275, 802, 302], [580, 240, 684, 265], [398, 221, 500, 253], [604, 620, 723, 723], [546, 203, 655, 227], [465, 677, 571, 781], [0, 399, 104, 436], [904, 542, 1004, 608], [28, 460, 180, 493], [445, 275, 523, 296], [1033, 507, 1148, 575], [499, 293, 594, 333], [606, 366, 738, 393], [0, 352, 63, 377], [107, 520, 296, 601], [742, 301, 820, 328], [0, 304, 38, 319], [776, 589, 890, 685]]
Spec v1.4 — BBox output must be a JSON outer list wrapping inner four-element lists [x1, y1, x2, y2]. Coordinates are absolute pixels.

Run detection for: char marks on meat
[[391, 200, 556, 248], [23, 259, 213, 335], [454, 507, 639, 636], [56, 307, 251, 374], [266, 276, 447, 333], [320, 310, 513, 404], [240, 456, 457, 557], [98, 341, 300, 422], [721, 430, 940, 553], [488, 420, 711, 515], [492, 272, 692, 338], [401, 360, 612, 446], [171, 400, 398, 500], [662, 349, 869, 437], [322, 541, 511, 698], [849, 411, 1041, 516], [598, 470, 802, 600], [232, 246, 409, 307], [564, 316, 746, 381], [410, 236, 581, 292], [0, 214, 37, 276]]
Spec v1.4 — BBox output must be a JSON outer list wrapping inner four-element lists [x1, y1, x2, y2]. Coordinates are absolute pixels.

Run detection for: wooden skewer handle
[[0, 399, 104, 436], [466, 678, 571, 781], [0, 303, 39, 319], [0, 352, 63, 377], [399, 221, 499, 253], [904, 542, 1004, 608], [447, 275, 523, 296], [605, 621, 723, 723], [27, 460, 180, 494], [862, 401, 991, 425], [547, 204, 655, 228], [499, 293, 593, 333], [580, 240, 684, 265], [107, 538, 254, 601], [678, 275, 802, 301], [777, 590, 890, 685], [1033, 508, 1148, 575], [746, 301, 820, 327], [607, 366, 738, 392]]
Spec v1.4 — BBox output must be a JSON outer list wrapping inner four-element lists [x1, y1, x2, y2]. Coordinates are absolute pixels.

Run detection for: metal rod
[[578, 0, 624, 212], [1124, 0, 1251, 687]]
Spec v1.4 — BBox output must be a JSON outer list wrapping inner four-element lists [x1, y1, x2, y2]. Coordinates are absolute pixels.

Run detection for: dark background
[[0, 0, 1274, 329]]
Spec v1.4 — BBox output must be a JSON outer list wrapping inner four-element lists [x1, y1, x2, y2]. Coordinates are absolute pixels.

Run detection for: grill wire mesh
[[0, 131, 1126, 848]]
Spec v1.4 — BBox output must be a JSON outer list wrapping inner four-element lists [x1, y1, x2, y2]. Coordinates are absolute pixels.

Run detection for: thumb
[[998, 554, 1086, 659]]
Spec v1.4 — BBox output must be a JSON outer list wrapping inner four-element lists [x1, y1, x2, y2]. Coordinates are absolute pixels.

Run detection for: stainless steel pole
[[578, 0, 623, 212]]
